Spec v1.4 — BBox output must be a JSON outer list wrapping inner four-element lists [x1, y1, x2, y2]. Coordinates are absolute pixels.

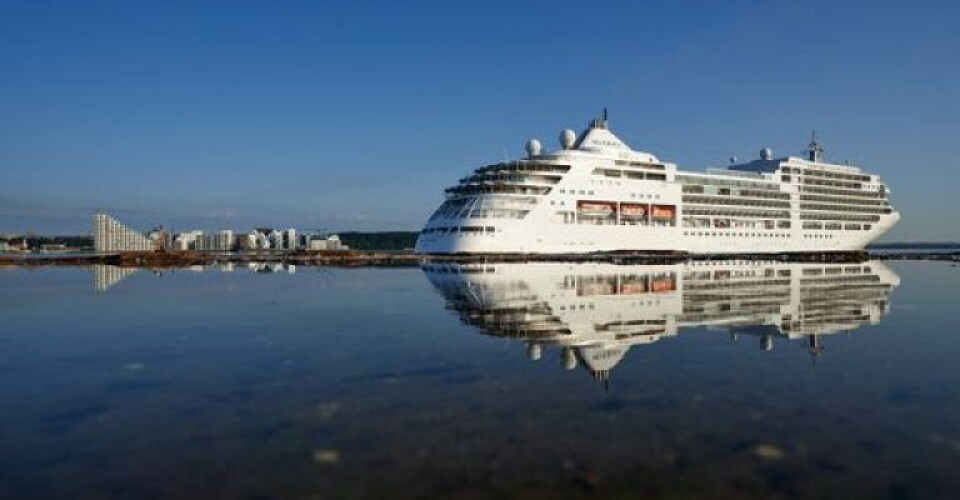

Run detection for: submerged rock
[[752, 443, 785, 460], [312, 449, 340, 465], [315, 402, 340, 420]]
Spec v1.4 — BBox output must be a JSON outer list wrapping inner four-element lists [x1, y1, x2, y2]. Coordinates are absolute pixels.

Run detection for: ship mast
[[590, 108, 609, 130], [807, 130, 824, 162]]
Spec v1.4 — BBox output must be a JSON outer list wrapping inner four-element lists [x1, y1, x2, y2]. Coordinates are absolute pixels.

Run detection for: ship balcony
[[681, 195, 792, 208], [445, 183, 552, 196], [474, 162, 571, 175], [800, 186, 886, 198], [459, 172, 562, 185]]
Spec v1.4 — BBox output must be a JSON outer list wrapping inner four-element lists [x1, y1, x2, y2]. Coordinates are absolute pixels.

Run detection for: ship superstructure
[[423, 260, 899, 384], [416, 114, 899, 254]]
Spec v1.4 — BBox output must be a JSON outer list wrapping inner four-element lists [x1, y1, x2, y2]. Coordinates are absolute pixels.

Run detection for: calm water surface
[[1, 261, 959, 499]]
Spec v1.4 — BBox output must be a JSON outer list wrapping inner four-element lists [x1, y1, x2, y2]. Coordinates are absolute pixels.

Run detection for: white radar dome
[[760, 147, 773, 160], [559, 129, 576, 149], [525, 138, 542, 157]]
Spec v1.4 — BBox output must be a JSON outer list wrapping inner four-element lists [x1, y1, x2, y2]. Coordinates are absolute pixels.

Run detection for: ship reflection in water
[[423, 260, 899, 387]]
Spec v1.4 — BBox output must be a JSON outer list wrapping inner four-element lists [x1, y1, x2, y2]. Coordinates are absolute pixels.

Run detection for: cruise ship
[[416, 113, 900, 254], [423, 260, 899, 385]]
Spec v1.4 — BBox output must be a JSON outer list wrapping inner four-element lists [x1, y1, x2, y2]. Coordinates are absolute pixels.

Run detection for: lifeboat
[[577, 201, 616, 218], [577, 281, 617, 296], [619, 203, 647, 218], [650, 275, 676, 292], [650, 204, 676, 220], [619, 282, 647, 295]]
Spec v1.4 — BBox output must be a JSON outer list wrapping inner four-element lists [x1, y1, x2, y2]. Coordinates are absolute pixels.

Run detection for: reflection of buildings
[[246, 262, 297, 274], [423, 260, 899, 386], [91, 261, 298, 291], [93, 265, 139, 292]]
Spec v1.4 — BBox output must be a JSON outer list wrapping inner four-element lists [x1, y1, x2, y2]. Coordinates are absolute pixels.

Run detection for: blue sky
[[1, 0, 957, 241]]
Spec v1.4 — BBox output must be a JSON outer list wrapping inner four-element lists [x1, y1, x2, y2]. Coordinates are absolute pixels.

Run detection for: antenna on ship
[[590, 108, 609, 130], [808, 130, 824, 162]]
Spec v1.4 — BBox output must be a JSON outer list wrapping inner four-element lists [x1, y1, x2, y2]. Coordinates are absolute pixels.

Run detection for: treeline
[[337, 231, 419, 251], [1, 235, 94, 248]]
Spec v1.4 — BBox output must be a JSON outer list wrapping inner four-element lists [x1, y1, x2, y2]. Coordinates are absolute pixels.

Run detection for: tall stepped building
[[93, 213, 155, 252]]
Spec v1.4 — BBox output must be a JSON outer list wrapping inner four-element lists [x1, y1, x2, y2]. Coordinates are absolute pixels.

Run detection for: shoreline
[[1, 249, 958, 268]]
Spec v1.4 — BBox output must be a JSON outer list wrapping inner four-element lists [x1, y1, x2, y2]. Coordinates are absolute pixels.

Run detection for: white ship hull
[[416, 212, 899, 254]]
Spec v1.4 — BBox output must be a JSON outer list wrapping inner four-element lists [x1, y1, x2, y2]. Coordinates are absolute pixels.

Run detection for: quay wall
[[2, 249, 958, 268]]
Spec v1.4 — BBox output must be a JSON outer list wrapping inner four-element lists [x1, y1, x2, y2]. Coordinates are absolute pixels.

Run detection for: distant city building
[[147, 226, 172, 250], [328, 234, 346, 250], [217, 230, 235, 251], [93, 213, 156, 252], [307, 234, 348, 251], [195, 230, 235, 252], [237, 233, 260, 251], [286, 228, 298, 250], [195, 234, 212, 251], [236, 231, 273, 250], [0, 241, 9, 252], [40, 244, 67, 253], [165, 227, 347, 253], [268, 230, 284, 250], [173, 230, 203, 251]]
